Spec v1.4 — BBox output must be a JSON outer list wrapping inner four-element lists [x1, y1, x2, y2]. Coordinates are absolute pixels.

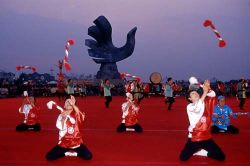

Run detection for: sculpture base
[[96, 63, 121, 79]]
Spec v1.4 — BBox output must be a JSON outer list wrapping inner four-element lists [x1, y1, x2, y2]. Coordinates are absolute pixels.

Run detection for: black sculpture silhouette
[[85, 15, 137, 79]]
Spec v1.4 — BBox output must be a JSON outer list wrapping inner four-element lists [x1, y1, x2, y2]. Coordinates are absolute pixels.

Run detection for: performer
[[16, 96, 41, 131], [117, 92, 143, 133], [217, 81, 225, 96], [212, 95, 239, 134], [66, 79, 74, 95], [163, 77, 175, 110], [179, 80, 225, 161], [237, 78, 248, 110], [101, 79, 114, 108], [57, 80, 66, 101], [231, 82, 238, 97], [22, 80, 34, 97], [46, 95, 92, 160], [124, 80, 133, 93], [80, 83, 87, 97], [132, 79, 144, 104]]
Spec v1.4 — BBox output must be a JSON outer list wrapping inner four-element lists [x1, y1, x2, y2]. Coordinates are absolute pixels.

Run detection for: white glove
[[47, 101, 56, 109], [47, 101, 64, 112]]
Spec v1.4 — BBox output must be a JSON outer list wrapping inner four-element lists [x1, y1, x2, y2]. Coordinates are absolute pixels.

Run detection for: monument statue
[[85, 15, 137, 79]]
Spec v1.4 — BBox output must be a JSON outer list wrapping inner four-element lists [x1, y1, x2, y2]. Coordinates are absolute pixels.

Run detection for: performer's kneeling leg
[[211, 126, 221, 134], [226, 125, 239, 134], [117, 123, 126, 132], [75, 144, 92, 160], [46, 145, 67, 160], [202, 139, 225, 161], [16, 123, 28, 131], [179, 139, 200, 161], [28, 123, 41, 131], [134, 124, 143, 133]]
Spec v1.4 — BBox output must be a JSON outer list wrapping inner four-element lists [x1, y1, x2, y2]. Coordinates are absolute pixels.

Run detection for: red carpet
[[0, 96, 249, 165]]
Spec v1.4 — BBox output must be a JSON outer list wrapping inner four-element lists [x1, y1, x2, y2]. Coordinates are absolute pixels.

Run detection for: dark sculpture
[[85, 15, 137, 79]]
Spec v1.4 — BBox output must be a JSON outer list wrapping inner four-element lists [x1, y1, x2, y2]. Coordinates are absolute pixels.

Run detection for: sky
[[0, 0, 250, 82]]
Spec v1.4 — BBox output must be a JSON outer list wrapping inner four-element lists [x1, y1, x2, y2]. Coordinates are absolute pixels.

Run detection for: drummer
[[149, 72, 162, 96]]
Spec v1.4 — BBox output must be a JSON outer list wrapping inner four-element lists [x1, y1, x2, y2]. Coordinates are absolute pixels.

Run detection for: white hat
[[189, 76, 198, 85]]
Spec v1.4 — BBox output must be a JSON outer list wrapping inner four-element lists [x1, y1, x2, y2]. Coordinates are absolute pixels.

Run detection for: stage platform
[[0, 96, 249, 165]]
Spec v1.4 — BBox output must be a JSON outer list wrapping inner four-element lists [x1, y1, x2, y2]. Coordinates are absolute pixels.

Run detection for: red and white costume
[[19, 104, 40, 125], [187, 90, 216, 141], [121, 101, 140, 126], [56, 112, 83, 149], [125, 82, 134, 93]]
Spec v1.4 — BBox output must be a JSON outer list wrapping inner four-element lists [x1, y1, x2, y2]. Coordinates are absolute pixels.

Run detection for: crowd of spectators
[[0, 78, 249, 98]]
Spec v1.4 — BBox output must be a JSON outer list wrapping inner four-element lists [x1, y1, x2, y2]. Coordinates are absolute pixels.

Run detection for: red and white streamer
[[63, 39, 75, 71], [203, 19, 226, 48], [120, 72, 141, 82], [16, 65, 36, 73], [47, 101, 64, 112]]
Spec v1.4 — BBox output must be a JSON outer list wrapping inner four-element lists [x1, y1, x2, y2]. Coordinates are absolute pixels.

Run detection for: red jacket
[[26, 106, 40, 125], [191, 96, 215, 142], [125, 104, 140, 126], [58, 112, 84, 148]]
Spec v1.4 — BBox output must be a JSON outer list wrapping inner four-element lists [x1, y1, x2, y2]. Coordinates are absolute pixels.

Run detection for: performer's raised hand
[[69, 95, 76, 106], [203, 80, 210, 93]]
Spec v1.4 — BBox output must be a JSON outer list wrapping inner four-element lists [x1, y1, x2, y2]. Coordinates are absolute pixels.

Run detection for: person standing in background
[[101, 79, 114, 108], [164, 77, 175, 110], [66, 79, 74, 96], [237, 78, 248, 110]]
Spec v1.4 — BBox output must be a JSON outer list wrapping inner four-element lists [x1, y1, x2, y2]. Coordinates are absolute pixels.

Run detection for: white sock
[[65, 152, 78, 156], [126, 128, 135, 131], [193, 149, 208, 157]]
